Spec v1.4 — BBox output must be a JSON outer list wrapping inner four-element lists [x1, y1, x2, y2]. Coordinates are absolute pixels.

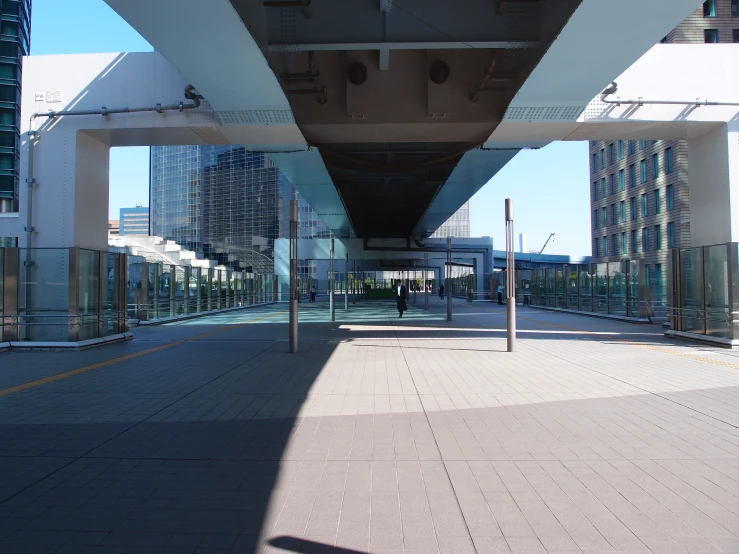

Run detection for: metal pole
[[424, 252, 429, 310], [353, 261, 357, 304], [446, 237, 452, 321], [330, 238, 336, 321], [289, 200, 298, 353], [345, 252, 349, 310], [505, 199, 516, 352], [413, 259, 417, 305]]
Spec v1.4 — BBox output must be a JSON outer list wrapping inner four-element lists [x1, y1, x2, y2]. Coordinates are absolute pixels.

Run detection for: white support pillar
[[687, 122, 739, 247]]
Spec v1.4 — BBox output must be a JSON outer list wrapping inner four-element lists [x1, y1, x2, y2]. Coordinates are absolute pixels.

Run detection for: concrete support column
[[687, 122, 739, 246]]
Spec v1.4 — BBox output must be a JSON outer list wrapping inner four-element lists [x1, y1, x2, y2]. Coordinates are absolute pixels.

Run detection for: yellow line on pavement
[[0, 310, 286, 398]]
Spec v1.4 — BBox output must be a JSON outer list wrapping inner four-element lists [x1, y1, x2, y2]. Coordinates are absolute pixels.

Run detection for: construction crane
[[537, 233, 555, 254]]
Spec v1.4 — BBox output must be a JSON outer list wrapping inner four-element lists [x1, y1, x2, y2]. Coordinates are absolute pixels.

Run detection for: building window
[[641, 193, 648, 217], [631, 229, 638, 253], [611, 204, 616, 227], [621, 232, 627, 254], [603, 236, 608, 257], [602, 207, 607, 227], [665, 147, 673, 173], [619, 169, 625, 191], [601, 178, 607, 198], [640, 140, 646, 150], [734, 29, 739, 43], [630, 197, 637, 220], [655, 225, 661, 250], [654, 189, 661, 214], [705, 29, 719, 42], [653, 153, 659, 179], [600, 148, 605, 169], [592, 153, 597, 173], [733, 0, 739, 17], [629, 164, 636, 188], [620, 200, 626, 223], [666, 184, 675, 210], [594, 209, 599, 229], [642, 228, 649, 252], [628, 140, 636, 155], [704, 0, 717, 17], [618, 140, 624, 160], [613, 234, 619, 256], [608, 143, 615, 165], [668, 222, 676, 248], [609, 174, 615, 195], [593, 182, 598, 200], [594, 237, 599, 257], [640, 160, 647, 183]]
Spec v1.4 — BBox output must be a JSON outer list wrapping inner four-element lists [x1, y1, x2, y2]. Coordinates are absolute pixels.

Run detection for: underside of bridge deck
[[232, 0, 582, 238]]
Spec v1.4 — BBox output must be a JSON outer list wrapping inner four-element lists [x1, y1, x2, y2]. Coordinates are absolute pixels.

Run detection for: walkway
[[1, 298, 738, 554]]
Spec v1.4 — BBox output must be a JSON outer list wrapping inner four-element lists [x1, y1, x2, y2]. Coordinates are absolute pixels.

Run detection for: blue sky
[[30, 0, 591, 255]]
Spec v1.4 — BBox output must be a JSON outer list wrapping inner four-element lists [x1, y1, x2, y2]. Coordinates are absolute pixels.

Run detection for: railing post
[[97, 250, 106, 338], [2, 247, 19, 342], [170, 265, 176, 317], [68, 247, 80, 343], [207, 268, 213, 311]]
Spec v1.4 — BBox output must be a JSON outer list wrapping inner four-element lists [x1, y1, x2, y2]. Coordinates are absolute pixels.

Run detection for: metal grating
[[504, 105, 585, 121], [192, 127, 231, 145], [582, 97, 611, 120], [563, 123, 607, 141], [215, 110, 296, 125]]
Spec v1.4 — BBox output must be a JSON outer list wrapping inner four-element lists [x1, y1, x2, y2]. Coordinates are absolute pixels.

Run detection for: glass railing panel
[[19, 248, 70, 341], [608, 262, 627, 317], [594, 263, 609, 314], [703, 244, 730, 338]]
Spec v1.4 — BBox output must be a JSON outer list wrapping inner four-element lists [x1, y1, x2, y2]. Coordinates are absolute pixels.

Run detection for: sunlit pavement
[[1, 297, 739, 553]]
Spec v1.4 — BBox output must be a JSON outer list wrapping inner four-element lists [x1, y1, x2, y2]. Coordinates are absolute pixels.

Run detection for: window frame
[[666, 184, 675, 211], [642, 227, 649, 252]]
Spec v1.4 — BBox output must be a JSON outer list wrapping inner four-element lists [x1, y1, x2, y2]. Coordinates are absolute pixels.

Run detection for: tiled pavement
[[1, 298, 739, 554]]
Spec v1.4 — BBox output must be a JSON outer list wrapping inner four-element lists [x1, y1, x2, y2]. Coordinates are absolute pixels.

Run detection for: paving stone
[[1, 301, 739, 553]]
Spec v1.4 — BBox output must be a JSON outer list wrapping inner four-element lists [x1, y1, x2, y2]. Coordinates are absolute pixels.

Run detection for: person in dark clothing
[[439, 284, 445, 299], [395, 279, 408, 318]]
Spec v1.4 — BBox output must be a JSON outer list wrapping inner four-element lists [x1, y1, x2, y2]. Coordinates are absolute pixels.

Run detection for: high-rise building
[[431, 201, 471, 238], [0, 0, 30, 212], [150, 145, 331, 273], [108, 220, 120, 236], [588, 0, 737, 299], [119, 206, 149, 235]]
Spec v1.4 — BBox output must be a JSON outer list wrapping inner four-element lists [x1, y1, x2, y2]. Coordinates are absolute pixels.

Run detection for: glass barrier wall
[[670, 243, 738, 340], [523, 261, 651, 321], [0, 247, 291, 343]]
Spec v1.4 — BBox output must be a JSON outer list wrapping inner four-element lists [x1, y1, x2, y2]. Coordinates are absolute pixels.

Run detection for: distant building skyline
[[431, 201, 471, 239], [150, 145, 332, 274], [119, 206, 149, 236]]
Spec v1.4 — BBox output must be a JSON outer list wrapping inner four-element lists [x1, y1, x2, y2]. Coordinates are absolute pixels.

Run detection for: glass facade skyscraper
[[0, 0, 30, 212], [431, 201, 471, 238], [150, 145, 331, 273]]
